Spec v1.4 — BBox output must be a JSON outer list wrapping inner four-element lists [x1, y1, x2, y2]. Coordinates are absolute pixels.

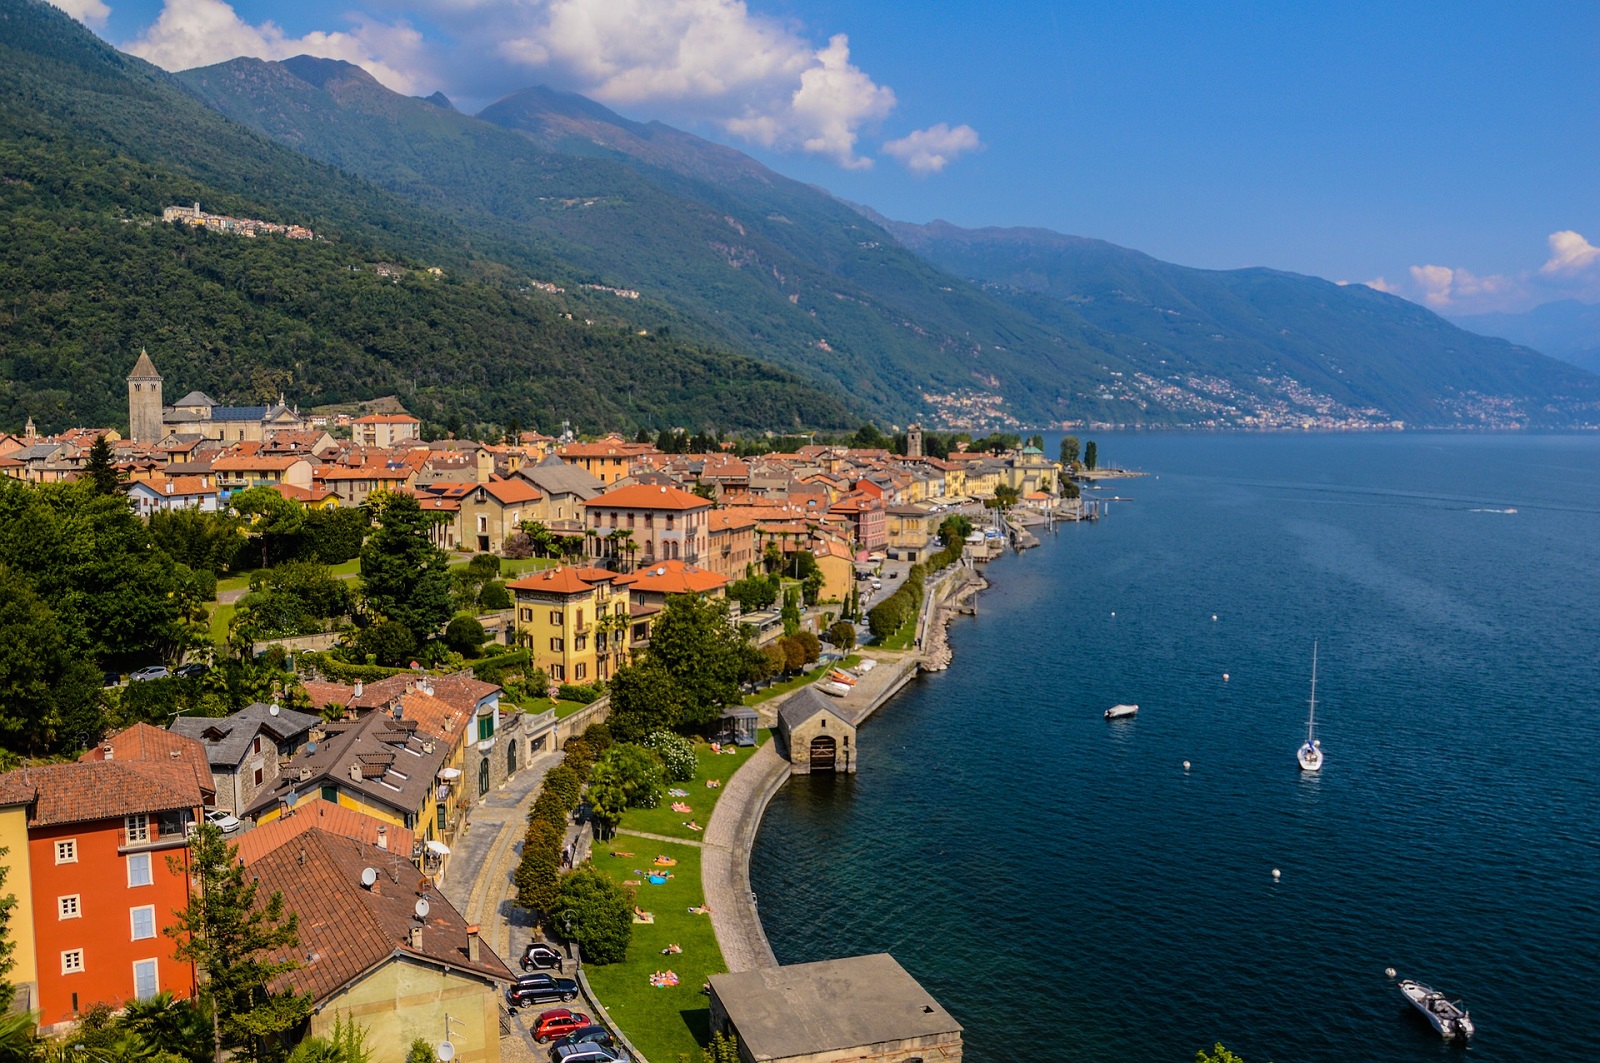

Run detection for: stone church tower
[[127, 349, 163, 444], [906, 423, 924, 459]]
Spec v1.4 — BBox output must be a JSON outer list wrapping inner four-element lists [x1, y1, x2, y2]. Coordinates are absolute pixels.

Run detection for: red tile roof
[[481, 479, 542, 505], [507, 566, 607, 596], [617, 559, 729, 596], [79, 722, 216, 797], [585, 483, 712, 512], [0, 761, 204, 827], [234, 799, 415, 866]]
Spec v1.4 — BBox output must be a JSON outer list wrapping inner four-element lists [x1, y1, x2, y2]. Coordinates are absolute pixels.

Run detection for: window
[[478, 714, 495, 742], [666, 514, 675, 530], [550, 637, 564, 652], [520, 608, 533, 622], [576, 608, 584, 628], [252, 736, 262, 755], [61, 950, 84, 975], [130, 906, 156, 940], [127, 852, 153, 888], [132, 959, 159, 1002], [254, 767, 264, 786], [628, 514, 635, 528], [549, 610, 562, 626], [574, 663, 587, 680], [55, 839, 78, 864], [125, 814, 150, 844], [58, 895, 81, 920], [551, 664, 565, 681], [574, 635, 587, 651], [436, 804, 447, 834]]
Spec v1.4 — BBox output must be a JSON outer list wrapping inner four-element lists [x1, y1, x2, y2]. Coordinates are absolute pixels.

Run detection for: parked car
[[128, 665, 170, 682], [551, 1044, 623, 1063], [175, 663, 210, 679], [550, 1025, 615, 1057], [101, 671, 122, 688], [506, 974, 580, 1008], [203, 809, 242, 834], [531, 1008, 592, 1044], [522, 941, 565, 971]]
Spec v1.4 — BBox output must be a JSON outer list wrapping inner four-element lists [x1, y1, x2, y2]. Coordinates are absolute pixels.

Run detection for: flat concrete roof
[[710, 953, 961, 1061]]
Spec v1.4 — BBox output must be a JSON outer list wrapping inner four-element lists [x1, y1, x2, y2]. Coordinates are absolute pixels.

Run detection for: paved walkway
[[700, 742, 789, 972]]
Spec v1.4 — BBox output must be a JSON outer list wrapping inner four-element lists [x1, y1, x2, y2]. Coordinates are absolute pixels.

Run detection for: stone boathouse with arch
[[775, 686, 857, 775]]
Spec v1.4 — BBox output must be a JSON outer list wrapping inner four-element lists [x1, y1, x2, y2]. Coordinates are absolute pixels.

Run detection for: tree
[[1059, 436, 1080, 466], [703, 1032, 741, 1063], [478, 579, 511, 610], [150, 508, 245, 575], [727, 573, 780, 612], [605, 661, 689, 742], [1084, 439, 1098, 471], [0, 566, 105, 756], [937, 514, 973, 548], [444, 615, 489, 657], [302, 506, 368, 565], [83, 434, 121, 495], [641, 594, 758, 729], [406, 1040, 434, 1063], [119, 991, 212, 1063], [231, 485, 306, 569], [780, 587, 801, 637], [777, 636, 806, 674], [985, 484, 1021, 511], [794, 630, 821, 664], [355, 619, 416, 667], [360, 493, 452, 643], [585, 782, 628, 840], [554, 865, 633, 964], [514, 819, 563, 917], [826, 621, 856, 650], [166, 823, 311, 1063], [1026, 433, 1045, 451], [590, 743, 665, 809]]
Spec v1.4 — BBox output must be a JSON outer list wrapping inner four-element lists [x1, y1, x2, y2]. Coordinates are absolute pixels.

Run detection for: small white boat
[[1398, 978, 1475, 1040], [1104, 703, 1139, 720], [1297, 642, 1324, 772], [818, 681, 852, 697]]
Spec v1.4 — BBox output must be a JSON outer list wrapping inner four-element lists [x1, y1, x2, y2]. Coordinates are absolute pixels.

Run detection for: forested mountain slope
[[0, 0, 853, 434]]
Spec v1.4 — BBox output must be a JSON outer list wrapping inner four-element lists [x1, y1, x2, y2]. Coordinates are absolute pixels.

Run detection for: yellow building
[[0, 781, 37, 1003], [555, 439, 657, 486], [509, 566, 632, 684]]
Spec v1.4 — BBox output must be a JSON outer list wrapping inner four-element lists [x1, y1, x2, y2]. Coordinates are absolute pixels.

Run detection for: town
[[0, 351, 1091, 1063]]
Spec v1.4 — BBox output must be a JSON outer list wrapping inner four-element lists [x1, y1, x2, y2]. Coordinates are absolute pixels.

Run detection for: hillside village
[[0, 351, 1074, 1061]]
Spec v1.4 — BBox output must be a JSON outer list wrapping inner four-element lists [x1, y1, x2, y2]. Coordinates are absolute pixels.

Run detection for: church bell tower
[[127, 348, 163, 444]]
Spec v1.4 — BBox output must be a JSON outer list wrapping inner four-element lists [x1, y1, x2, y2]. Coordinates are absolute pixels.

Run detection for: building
[[584, 483, 714, 568], [511, 454, 604, 523], [775, 687, 857, 775], [616, 559, 729, 646], [456, 479, 544, 555], [0, 761, 206, 1029], [708, 953, 962, 1063], [124, 474, 221, 516], [245, 827, 512, 1063], [884, 503, 941, 563], [126, 350, 163, 445], [351, 414, 422, 448], [705, 509, 759, 580], [507, 567, 632, 684], [171, 703, 321, 815], [554, 439, 656, 485]]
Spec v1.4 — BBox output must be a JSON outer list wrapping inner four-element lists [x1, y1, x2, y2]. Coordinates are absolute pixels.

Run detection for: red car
[[532, 1008, 593, 1044]]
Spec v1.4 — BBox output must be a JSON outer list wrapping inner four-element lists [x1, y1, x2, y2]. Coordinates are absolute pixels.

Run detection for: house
[[456, 478, 544, 554], [705, 509, 759, 580], [708, 954, 961, 1063], [508, 567, 632, 684], [554, 438, 656, 485], [245, 827, 512, 1063], [510, 453, 604, 523], [0, 761, 206, 1029], [616, 560, 729, 646], [171, 703, 321, 815], [884, 503, 941, 563], [776, 686, 857, 775], [351, 414, 422, 448], [210, 447, 314, 493], [584, 483, 714, 568], [124, 474, 221, 516], [78, 723, 216, 805]]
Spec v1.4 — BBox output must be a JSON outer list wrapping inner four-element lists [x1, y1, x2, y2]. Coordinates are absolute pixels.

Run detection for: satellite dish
[[436, 1043, 455, 1063], [306, 741, 318, 753], [414, 897, 430, 919], [269, 703, 281, 716], [360, 867, 377, 888]]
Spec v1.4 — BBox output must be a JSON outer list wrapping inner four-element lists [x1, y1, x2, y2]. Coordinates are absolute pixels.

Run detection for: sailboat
[[1297, 641, 1324, 771]]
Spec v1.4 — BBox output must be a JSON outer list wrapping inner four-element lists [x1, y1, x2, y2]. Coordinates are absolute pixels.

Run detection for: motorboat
[[818, 681, 852, 697], [1398, 978, 1475, 1040], [1297, 641, 1324, 772], [1104, 703, 1139, 720]]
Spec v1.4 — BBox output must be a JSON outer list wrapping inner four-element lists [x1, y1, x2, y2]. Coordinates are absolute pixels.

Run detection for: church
[[127, 350, 306, 445]]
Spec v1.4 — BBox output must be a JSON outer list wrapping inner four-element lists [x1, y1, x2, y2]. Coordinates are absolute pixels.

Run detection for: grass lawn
[[583, 839, 718, 1063], [743, 655, 860, 706], [209, 602, 236, 643], [448, 556, 558, 577], [880, 615, 918, 651]]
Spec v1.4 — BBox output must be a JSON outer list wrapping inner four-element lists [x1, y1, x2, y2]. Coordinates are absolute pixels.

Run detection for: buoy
[[1272, 868, 1281, 880], [1223, 673, 1230, 682], [1110, 611, 1116, 618], [1385, 967, 1397, 979], [1212, 614, 1218, 621], [1182, 760, 1191, 771]]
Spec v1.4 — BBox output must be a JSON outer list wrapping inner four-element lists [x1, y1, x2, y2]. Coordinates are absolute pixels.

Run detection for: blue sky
[[67, 0, 1600, 314]]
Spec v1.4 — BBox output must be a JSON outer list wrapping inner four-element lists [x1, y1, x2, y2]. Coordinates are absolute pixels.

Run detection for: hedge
[[297, 651, 407, 684]]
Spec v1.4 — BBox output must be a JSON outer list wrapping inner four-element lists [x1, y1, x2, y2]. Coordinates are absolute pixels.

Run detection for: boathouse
[[775, 687, 857, 775], [708, 953, 962, 1063]]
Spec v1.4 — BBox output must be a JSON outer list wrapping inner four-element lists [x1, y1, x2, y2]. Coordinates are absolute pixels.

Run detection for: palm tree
[[607, 529, 637, 572]]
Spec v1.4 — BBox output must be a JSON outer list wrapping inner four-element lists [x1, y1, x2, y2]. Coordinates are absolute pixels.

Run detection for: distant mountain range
[[1450, 301, 1600, 375], [4, 0, 1596, 432]]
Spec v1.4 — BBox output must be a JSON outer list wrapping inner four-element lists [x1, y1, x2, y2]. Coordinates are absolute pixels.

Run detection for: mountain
[[878, 219, 1600, 428], [0, 0, 852, 434], [1451, 300, 1600, 374], [178, 59, 1145, 428]]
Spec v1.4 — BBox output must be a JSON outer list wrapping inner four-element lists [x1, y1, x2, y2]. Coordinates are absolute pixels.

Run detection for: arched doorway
[[478, 757, 490, 796], [507, 739, 518, 777], [808, 735, 837, 773]]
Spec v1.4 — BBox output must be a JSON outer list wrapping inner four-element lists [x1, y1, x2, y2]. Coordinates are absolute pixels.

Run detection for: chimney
[[467, 925, 481, 963], [376, 825, 387, 850], [348, 763, 362, 782], [354, 680, 364, 699], [408, 926, 423, 950], [102, 744, 114, 761]]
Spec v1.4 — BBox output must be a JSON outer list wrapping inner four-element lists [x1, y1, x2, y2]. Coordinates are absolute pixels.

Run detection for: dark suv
[[522, 941, 565, 971], [506, 973, 580, 1008]]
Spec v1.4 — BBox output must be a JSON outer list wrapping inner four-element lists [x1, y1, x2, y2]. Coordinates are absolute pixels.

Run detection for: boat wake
[[1469, 507, 1518, 514]]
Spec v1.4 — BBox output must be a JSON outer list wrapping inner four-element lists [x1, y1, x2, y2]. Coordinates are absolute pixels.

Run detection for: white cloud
[[1540, 230, 1600, 276], [494, 0, 898, 167], [1362, 276, 1398, 293], [51, 0, 111, 29], [124, 0, 431, 96], [882, 122, 982, 175], [1407, 264, 1517, 309]]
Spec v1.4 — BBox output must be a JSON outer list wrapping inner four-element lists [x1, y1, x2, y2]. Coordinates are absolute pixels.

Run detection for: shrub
[[641, 731, 696, 781], [356, 620, 417, 666], [795, 630, 821, 664], [826, 621, 856, 650], [557, 683, 602, 704], [468, 553, 501, 578], [591, 743, 665, 809], [478, 579, 511, 610], [530, 787, 573, 834], [543, 764, 583, 810], [580, 722, 614, 754], [443, 615, 488, 656], [555, 866, 633, 964], [514, 818, 563, 917], [562, 737, 597, 778], [502, 533, 535, 560]]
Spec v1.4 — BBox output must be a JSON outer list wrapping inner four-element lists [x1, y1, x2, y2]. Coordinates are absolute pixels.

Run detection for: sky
[[61, 0, 1600, 316]]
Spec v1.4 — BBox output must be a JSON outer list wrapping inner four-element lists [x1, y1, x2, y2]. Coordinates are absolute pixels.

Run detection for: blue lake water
[[750, 433, 1600, 1063]]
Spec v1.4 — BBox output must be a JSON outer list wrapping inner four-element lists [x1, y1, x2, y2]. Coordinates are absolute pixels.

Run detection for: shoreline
[[699, 558, 990, 974]]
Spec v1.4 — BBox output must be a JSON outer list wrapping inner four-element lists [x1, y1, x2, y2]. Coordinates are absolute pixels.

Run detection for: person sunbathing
[[705, 779, 721, 788], [683, 820, 703, 831], [661, 943, 682, 955], [688, 904, 714, 915], [653, 856, 677, 866]]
